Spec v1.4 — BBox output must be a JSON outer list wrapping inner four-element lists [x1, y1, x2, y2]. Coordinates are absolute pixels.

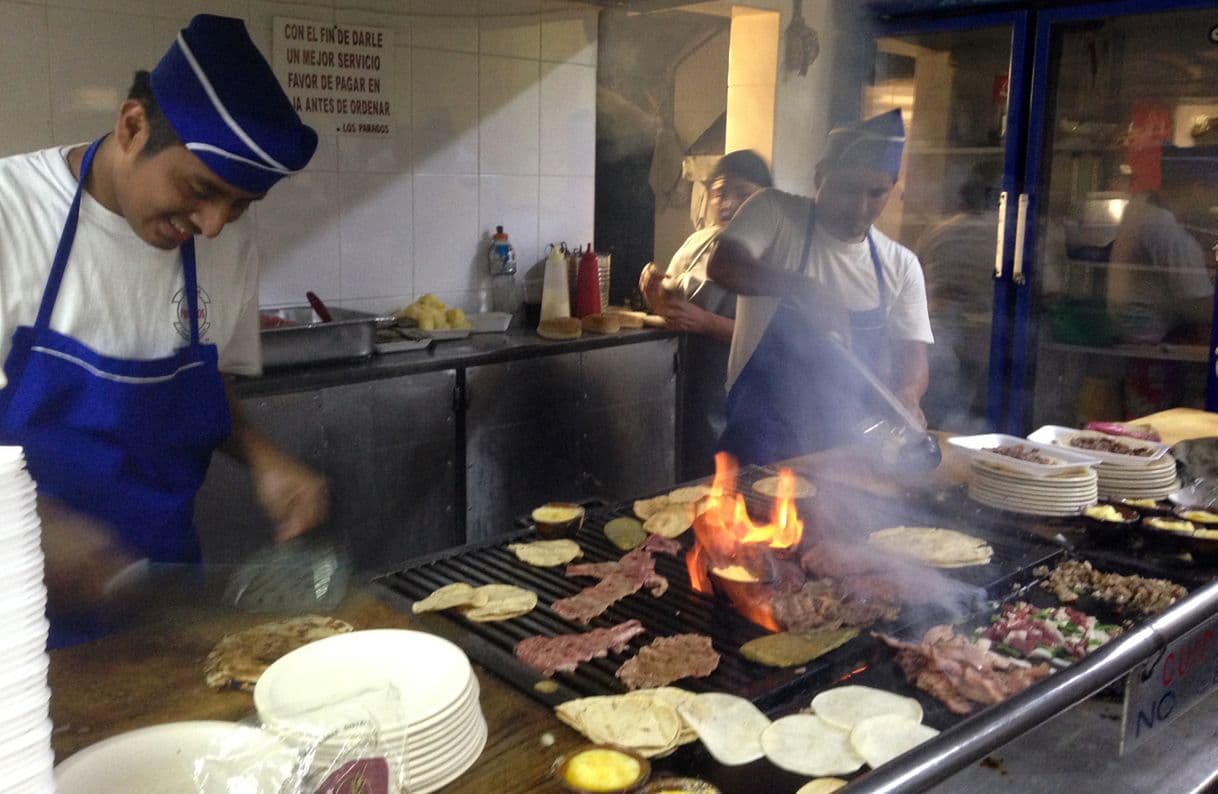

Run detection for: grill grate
[[375, 465, 1066, 712]]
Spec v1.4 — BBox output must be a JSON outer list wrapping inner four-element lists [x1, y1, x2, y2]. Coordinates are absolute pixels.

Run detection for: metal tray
[[260, 306, 393, 368]]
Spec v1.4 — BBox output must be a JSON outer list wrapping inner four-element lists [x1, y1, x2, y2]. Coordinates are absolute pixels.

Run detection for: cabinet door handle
[[993, 190, 1008, 279], [1011, 193, 1029, 286]]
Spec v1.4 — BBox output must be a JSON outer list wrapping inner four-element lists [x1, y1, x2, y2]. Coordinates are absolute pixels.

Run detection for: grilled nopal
[[740, 628, 859, 668]]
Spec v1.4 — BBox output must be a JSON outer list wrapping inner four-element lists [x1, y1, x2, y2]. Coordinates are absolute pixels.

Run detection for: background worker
[[640, 150, 773, 479]]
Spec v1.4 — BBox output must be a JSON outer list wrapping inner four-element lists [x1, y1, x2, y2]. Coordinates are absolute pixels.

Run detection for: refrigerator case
[[867, 1, 1218, 436]]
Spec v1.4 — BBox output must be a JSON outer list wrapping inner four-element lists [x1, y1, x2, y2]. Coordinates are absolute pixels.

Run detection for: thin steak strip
[[553, 536, 680, 623], [616, 633, 720, 690], [515, 619, 646, 676]]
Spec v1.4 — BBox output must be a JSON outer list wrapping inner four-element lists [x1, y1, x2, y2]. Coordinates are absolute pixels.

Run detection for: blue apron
[[0, 137, 232, 567], [719, 205, 890, 466]]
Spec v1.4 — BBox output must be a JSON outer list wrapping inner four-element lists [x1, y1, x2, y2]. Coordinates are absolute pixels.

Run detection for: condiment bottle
[[540, 243, 571, 321], [573, 243, 602, 318]]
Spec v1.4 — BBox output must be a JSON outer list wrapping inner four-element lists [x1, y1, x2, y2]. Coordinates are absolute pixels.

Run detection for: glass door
[[867, 12, 1031, 433], [1014, 1, 1218, 431]]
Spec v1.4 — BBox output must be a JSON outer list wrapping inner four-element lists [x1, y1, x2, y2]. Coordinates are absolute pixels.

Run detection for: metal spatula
[[223, 536, 351, 613]]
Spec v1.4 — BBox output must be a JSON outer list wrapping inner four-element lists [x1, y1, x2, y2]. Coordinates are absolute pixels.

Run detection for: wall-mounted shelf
[[1041, 340, 1209, 364]]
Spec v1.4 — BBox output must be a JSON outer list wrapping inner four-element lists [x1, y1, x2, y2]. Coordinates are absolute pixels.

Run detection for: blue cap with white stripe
[[823, 109, 905, 180], [149, 14, 317, 193]]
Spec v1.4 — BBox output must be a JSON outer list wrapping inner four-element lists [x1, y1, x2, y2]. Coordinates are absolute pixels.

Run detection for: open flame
[[686, 452, 806, 631]]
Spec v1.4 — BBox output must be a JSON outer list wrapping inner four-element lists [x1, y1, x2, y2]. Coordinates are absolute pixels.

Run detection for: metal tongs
[[828, 334, 942, 473]]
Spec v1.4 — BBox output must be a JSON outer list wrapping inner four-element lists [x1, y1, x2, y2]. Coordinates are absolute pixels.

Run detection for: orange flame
[[685, 452, 806, 631]]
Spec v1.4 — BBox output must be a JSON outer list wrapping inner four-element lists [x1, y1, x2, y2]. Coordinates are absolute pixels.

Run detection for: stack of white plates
[[255, 629, 486, 794], [1096, 453, 1180, 500], [968, 460, 1099, 516], [0, 447, 53, 793]]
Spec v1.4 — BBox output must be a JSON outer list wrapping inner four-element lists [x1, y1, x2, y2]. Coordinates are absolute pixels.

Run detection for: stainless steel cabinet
[[464, 338, 677, 543], [195, 370, 459, 573]]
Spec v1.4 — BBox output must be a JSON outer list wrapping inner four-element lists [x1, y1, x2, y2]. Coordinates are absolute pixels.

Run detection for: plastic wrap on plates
[[198, 685, 410, 794]]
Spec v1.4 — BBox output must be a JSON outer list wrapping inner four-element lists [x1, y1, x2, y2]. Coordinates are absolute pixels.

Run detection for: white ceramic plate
[[949, 434, 1101, 477], [54, 721, 297, 794], [256, 630, 472, 733], [1028, 425, 1170, 464]]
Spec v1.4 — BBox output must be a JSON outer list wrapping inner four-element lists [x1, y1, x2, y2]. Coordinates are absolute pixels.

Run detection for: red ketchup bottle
[[573, 243, 602, 318]]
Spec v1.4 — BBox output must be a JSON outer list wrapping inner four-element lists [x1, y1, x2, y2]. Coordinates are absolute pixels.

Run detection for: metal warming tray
[[260, 306, 393, 368]]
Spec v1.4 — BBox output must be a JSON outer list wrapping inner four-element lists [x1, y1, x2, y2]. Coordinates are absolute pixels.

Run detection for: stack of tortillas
[[633, 484, 713, 539], [866, 527, 994, 568], [555, 688, 698, 758], [760, 685, 938, 779]]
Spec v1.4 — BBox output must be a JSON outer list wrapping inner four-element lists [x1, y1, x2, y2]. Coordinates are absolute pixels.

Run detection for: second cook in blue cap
[[0, 14, 328, 643], [707, 109, 936, 466]]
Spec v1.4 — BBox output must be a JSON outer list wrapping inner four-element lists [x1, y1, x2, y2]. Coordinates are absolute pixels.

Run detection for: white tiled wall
[[0, 0, 598, 315]]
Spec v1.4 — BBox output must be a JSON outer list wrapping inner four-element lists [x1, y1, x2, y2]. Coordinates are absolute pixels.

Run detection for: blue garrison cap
[[822, 109, 905, 180], [149, 14, 317, 194]]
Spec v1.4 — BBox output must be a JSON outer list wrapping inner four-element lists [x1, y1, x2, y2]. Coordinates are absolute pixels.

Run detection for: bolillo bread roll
[[537, 316, 583, 340], [581, 314, 621, 335], [603, 307, 646, 329]]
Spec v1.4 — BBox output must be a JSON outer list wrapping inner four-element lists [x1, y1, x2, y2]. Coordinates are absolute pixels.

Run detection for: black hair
[[710, 150, 774, 189], [126, 70, 182, 156]]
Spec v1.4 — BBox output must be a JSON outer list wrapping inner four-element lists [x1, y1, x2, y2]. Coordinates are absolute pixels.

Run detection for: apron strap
[[35, 138, 103, 330], [35, 136, 203, 345], [796, 201, 818, 277], [865, 230, 888, 314]]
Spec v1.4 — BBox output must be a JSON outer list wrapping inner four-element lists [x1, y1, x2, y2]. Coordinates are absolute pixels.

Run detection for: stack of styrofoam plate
[[968, 460, 1099, 516], [1026, 426, 1178, 501], [254, 629, 486, 794], [0, 447, 53, 793], [1096, 453, 1180, 500]]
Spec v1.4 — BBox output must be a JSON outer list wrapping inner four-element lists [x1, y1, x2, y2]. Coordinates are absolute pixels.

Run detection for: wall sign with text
[[272, 17, 393, 137]]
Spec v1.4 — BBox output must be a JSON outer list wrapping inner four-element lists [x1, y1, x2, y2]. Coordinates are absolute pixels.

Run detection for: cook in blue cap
[[0, 14, 328, 643], [707, 108, 934, 466]]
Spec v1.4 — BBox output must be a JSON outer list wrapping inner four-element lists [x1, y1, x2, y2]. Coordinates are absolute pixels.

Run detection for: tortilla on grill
[[462, 583, 538, 621], [633, 495, 670, 520], [849, 714, 939, 769], [866, 527, 993, 568], [204, 615, 354, 691], [753, 474, 816, 500], [762, 714, 865, 777], [796, 780, 848, 794], [644, 504, 693, 539], [507, 539, 583, 567], [811, 685, 923, 731], [740, 628, 859, 668], [667, 485, 712, 504], [411, 582, 489, 614], [676, 692, 770, 766]]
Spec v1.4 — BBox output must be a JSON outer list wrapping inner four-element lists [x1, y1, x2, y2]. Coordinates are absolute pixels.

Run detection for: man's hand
[[639, 262, 671, 311], [251, 448, 330, 542], [658, 298, 711, 334], [38, 497, 141, 614]]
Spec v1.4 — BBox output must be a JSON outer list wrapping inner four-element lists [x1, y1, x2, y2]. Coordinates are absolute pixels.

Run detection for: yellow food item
[[1123, 498, 1159, 508], [418, 312, 436, 331], [1193, 529, 1218, 539], [563, 748, 642, 792], [534, 504, 583, 523], [1181, 510, 1218, 524], [1147, 518, 1195, 533], [710, 565, 760, 583], [1084, 505, 1126, 522], [420, 293, 445, 309]]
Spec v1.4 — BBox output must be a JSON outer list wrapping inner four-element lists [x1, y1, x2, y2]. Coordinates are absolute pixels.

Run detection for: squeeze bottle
[[540, 244, 571, 321], [573, 243, 602, 318]]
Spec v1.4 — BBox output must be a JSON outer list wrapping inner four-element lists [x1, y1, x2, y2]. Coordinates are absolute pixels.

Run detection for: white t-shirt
[[665, 225, 736, 318], [721, 188, 933, 391], [0, 145, 261, 389]]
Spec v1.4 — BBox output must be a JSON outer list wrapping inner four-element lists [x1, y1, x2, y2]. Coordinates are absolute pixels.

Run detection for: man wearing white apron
[[709, 110, 934, 465], [0, 15, 329, 642]]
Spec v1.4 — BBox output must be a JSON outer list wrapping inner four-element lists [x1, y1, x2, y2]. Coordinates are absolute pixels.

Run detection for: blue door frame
[[871, 10, 1033, 431], [1008, 0, 1218, 431]]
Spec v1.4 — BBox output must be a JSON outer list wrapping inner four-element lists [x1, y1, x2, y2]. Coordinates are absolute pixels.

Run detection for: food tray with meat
[[1027, 425, 1170, 464], [947, 433, 1102, 477]]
